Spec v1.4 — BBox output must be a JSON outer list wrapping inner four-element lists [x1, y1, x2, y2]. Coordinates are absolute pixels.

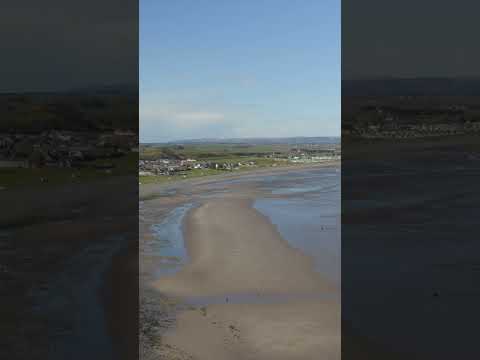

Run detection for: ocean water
[[149, 167, 341, 285], [254, 167, 341, 284]]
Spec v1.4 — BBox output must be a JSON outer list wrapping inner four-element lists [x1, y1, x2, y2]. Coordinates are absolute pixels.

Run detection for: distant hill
[[149, 137, 340, 146], [0, 83, 138, 96], [343, 78, 480, 96], [0, 88, 138, 133], [66, 83, 138, 96]]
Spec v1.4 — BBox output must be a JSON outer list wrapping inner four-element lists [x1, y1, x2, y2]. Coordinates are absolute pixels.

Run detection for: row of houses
[[344, 122, 480, 139], [139, 148, 341, 178], [139, 158, 258, 176], [344, 102, 480, 138], [289, 154, 341, 163]]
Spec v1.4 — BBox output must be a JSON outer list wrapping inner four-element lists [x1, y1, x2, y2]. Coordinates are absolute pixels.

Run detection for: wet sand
[[160, 300, 339, 360], [155, 199, 334, 297], [103, 236, 139, 360], [153, 197, 340, 360], [140, 161, 340, 201]]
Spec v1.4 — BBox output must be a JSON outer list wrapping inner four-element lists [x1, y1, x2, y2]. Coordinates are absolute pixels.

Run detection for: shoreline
[[102, 236, 138, 360], [140, 160, 340, 200]]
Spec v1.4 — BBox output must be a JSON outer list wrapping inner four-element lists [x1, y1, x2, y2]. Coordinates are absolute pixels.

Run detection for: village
[[0, 130, 138, 169], [139, 146, 340, 177], [139, 158, 257, 176], [343, 98, 480, 139]]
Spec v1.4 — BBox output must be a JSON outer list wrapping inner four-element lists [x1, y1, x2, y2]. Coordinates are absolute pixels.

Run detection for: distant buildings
[[138, 158, 246, 175], [139, 147, 340, 177], [0, 130, 138, 168], [344, 100, 480, 139]]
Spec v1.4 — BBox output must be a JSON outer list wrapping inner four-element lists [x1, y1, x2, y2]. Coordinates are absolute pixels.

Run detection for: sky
[[2, 0, 137, 92], [140, 0, 340, 142], [343, 0, 480, 79]]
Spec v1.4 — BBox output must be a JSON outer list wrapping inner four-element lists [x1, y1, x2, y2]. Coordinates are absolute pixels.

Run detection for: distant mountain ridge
[[66, 83, 138, 96], [0, 83, 138, 96], [343, 78, 480, 96], [146, 137, 340, 146]]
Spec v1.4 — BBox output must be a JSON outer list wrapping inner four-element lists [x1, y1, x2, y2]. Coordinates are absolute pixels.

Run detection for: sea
[[149, 166, 341, 287]]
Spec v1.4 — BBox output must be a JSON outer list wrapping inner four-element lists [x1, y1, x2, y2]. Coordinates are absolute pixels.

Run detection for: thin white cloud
[[140, 102, 226, 129], [174, 111, 225, 127]]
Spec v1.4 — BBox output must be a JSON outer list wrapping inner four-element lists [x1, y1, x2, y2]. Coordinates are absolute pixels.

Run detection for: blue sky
[[140, 0, 340, 142]]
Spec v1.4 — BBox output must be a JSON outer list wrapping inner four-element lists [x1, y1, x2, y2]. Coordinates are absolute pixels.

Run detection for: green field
[[139, 143, 293, 161], [138, 161, 297, 185], [139, 168, 225, 185]]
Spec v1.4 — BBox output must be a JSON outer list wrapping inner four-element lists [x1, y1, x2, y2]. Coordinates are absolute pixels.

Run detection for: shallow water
[[147, 166, 341, 285], [254, 167, 341, 284], [148, 203, 194, 276], [30, 236, 128, 360]]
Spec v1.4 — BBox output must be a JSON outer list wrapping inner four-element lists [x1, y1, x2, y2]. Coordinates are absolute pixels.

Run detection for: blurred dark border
[[1, 1, 138, 359], [342, 1, 480, 358]]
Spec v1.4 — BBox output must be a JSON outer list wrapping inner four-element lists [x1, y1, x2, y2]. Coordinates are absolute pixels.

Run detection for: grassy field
[[139, 168, 225, 185], [139, 143, 293, 161], [138, 159, 299, 185]]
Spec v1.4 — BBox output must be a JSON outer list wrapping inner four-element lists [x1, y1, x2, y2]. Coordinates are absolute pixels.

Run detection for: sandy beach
[[158, 199, 339, 360], [141, 164, 340, 360], [156, 199, 335, 297]]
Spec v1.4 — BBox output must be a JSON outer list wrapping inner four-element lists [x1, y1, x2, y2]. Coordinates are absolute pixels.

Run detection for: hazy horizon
[[140, 0, 340, 143], [140, 135, 340, 144]]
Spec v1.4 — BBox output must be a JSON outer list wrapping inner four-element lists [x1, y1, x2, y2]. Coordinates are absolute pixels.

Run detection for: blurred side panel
[[0, 1, 138, 359], [342, 1, 480, 359]]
